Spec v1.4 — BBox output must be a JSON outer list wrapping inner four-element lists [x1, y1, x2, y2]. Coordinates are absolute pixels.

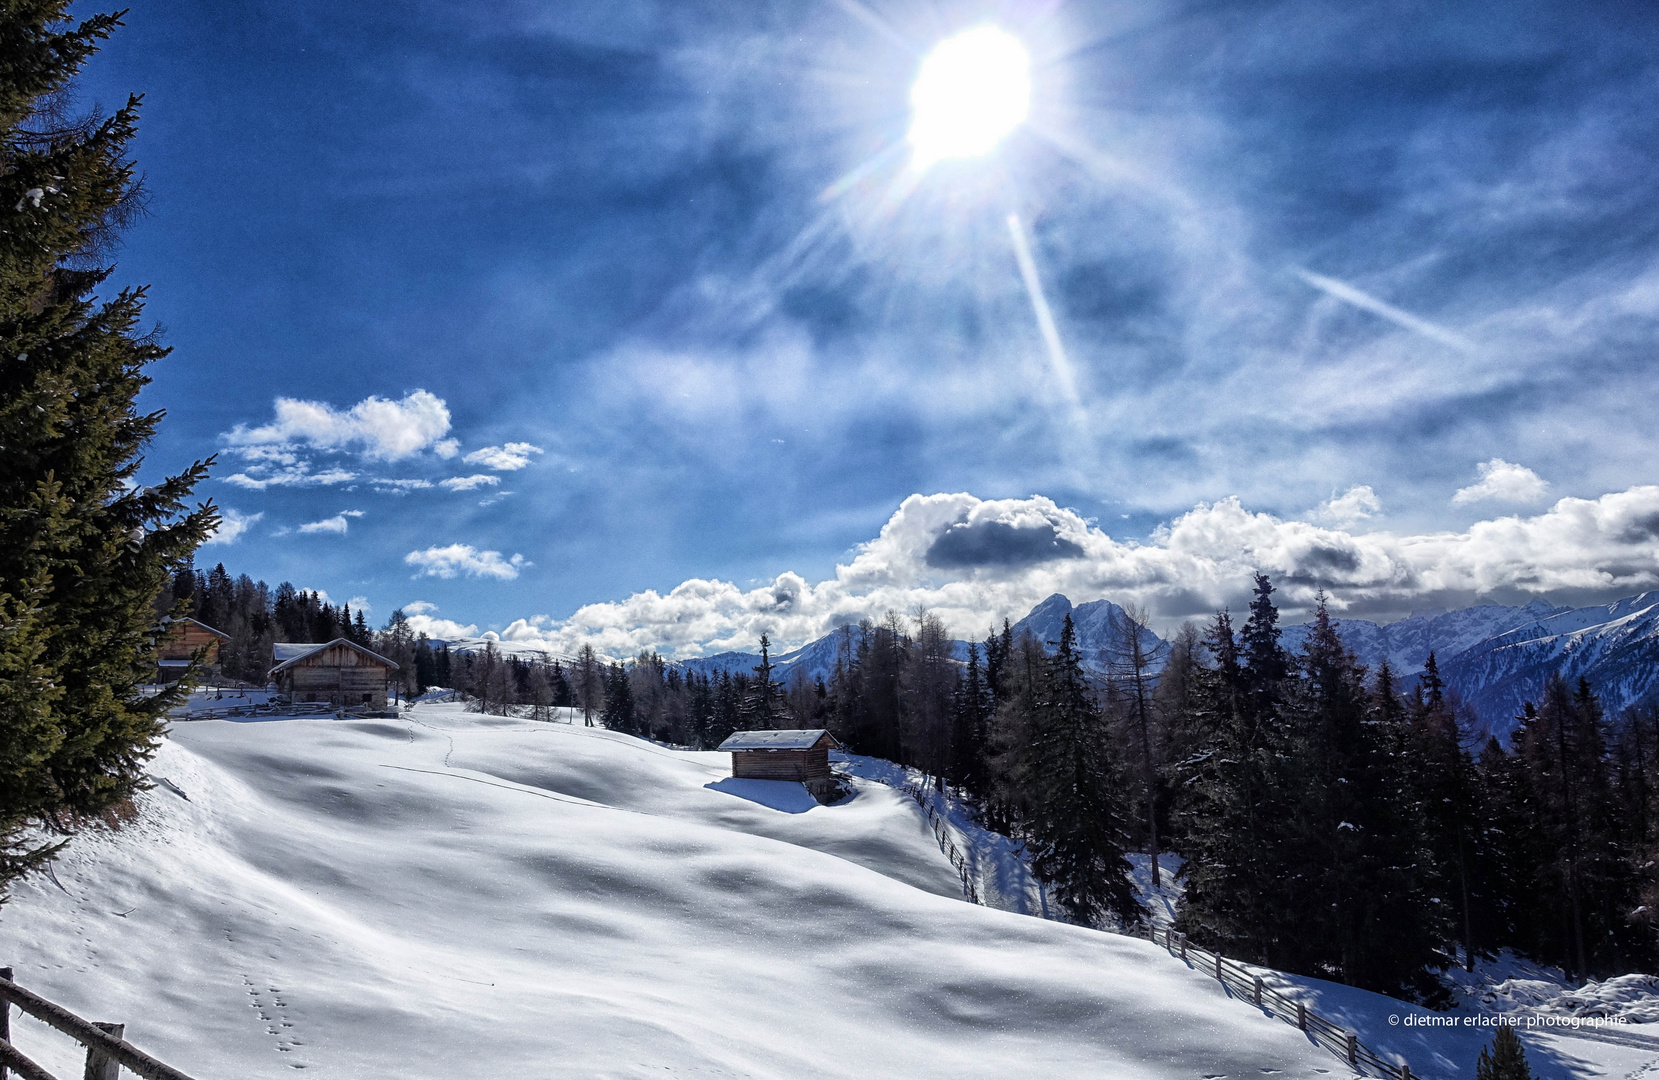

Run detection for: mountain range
[[445, 591, 1659, 744]]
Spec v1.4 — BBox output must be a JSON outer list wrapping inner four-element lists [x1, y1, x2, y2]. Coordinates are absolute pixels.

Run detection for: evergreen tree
[[1024, 614, 1141, 928], [0, 1, 214, 893], [1474, 1024, 1534, 1080]]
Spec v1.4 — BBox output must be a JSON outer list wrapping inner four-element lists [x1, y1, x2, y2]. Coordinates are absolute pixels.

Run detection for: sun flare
[[908, 26, 1031, 167]]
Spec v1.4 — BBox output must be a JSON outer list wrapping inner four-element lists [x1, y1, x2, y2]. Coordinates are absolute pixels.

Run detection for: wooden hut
[[717, 729, 840, 798], [155, 617, 231, 682], [269, 639, 400, 709]]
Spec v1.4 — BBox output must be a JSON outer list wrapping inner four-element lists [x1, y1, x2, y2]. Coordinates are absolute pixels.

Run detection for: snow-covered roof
[[269, 638, 400, 674], [717, 729, 838, 752]]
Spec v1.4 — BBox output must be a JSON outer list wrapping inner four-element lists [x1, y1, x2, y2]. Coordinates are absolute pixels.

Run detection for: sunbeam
[[1293, 267, 1478, 354], [1006, 212, 1080, 406]]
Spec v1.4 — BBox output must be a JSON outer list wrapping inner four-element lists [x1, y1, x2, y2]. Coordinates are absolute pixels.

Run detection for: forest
[[177, 561, 1659, 1001]]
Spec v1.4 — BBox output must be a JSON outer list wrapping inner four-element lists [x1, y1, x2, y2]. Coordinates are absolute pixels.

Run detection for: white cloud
[[405, 544, 529, 580], [222, 467, 356, 490], [202, 508, 263, 545], [394, 600, 476, 640], [224, 390, 453, 462], [467, 487, 1659, 660], [405, 613, 481, 640], [463, 442, 545, 471], [347, 596, 372, 613], [1453, 459, 1551, 506], [297, 510, 364, 535], [433, 439, 461, 459], [1315, 485, 1381, 527], [374, 478, 434, 493], [439, 474, 502, 492]]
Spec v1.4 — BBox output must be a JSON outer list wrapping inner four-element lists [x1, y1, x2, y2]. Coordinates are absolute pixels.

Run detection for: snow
[[0, 705, 1353, 1079], [717, 729, 834, 751]]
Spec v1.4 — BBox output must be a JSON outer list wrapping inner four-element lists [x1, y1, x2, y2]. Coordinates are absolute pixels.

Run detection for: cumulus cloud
[[298, 509, 364, 535], [202, 508, 263, 545], [439, 474, 502, 491], [405, 544, 529, 580], [469, 487, 1659, 660], [224, 390, 453, 462], [1315, 486, 1381, 527], [1453, 459, 1551, 506], [463, 442, 544, 471], [374, 478, 435, 493]]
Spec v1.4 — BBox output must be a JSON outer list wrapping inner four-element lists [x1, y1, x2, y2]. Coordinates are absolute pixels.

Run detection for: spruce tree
[[0, 2, 214, 894], [1474, 1024, 1534, 1080], [1024, 614, 1141, 928]]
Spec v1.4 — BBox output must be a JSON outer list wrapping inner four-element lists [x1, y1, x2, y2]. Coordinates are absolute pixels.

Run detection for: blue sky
[[84, 0, 1659, 654]]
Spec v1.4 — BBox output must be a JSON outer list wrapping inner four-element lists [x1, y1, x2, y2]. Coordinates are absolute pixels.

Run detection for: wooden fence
[[901, 786, 982, 905], [169, 701, 335, 722], [1148, 928, 1429, 1079], [0, 968, 198, 1080]]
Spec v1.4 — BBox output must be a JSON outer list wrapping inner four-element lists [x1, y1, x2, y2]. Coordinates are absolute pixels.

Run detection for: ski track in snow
[[0, 704, 1650, 1078]]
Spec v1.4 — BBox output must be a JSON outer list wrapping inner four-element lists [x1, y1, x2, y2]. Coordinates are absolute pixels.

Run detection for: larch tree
[[0, 1, 214, 894]]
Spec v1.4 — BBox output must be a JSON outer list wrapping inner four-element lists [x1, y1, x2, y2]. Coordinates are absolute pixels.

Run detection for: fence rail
[[0, 968, 198, 1080], [1149, 928, 1426, 1079], [900, 786, 982, 905], [169, 701, 337, 722]]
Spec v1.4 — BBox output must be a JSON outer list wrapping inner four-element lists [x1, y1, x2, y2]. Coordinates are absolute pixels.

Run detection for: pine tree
[[1024, 614, 1141, 928], [1474, 1024, 1534, 1080], [0, 2, 214, 894]]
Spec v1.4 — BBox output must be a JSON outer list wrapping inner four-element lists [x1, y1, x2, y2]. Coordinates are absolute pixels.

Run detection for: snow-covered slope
[[1279, 599, 1568, 679], [1439, 592, 1659, 738], [0, 706, 1350, 1079]]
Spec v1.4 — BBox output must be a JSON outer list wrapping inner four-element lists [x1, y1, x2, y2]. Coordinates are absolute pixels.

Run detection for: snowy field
[[0, 704, 1354, 1079], [0, 705, 1654, 1079]]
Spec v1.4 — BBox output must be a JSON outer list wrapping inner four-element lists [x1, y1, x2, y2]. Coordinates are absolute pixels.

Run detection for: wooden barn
[[154, 617, 230, 682], [717, 729, 840, 798], [270, 639, 400, 709]]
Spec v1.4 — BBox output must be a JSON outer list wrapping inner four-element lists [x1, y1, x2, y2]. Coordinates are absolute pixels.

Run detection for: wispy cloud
[[463, 442, 544, 471], [439, 474, 502, 491], [298, 509, 365, 535], [202, 508, 263, 545], [405, 544, 529, 580]]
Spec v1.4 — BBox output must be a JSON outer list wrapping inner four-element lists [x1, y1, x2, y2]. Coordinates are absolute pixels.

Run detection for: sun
[[908, 26, 1032, 168]]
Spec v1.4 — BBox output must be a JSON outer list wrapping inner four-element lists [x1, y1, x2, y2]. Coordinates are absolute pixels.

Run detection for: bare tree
[[1104, 604, 1167, 887]]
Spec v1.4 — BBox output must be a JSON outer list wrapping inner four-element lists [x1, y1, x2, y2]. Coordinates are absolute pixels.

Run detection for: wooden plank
[[0, 976, 198, 1080], [83, 1023, 122, 1080], [0, 1041, 59, 1080]]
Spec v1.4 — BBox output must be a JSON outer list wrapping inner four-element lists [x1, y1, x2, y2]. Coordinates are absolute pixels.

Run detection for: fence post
[[1346, 1032, 1358, 1068], [1, 966, 10, 1080], [1179, 933, 1188, 960], [1296, 1003, 1306, 1031], [1252, 976, 1263, 1007], [1402, 1065, 1413, 1079], [1215, 954, 1223, 980], [83, 1022, 123, 1080]]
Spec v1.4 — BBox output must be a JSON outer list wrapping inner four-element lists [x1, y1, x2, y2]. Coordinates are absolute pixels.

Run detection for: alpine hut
[[155, 617, 231, 682], [270, 639, 400, 709], [716, 729, 841, 799]]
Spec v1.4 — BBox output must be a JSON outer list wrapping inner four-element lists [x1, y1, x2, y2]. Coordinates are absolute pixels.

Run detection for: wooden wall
[[731, 747, 831, 782], [275, 644, 393, 707], [157, 622, 225, 663]]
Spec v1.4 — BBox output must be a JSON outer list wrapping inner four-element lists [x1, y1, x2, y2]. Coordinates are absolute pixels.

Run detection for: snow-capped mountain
[[1438, 593, 1659, 740], [1278, 599, 1569, 680], [1011, 594, 1168, 676]]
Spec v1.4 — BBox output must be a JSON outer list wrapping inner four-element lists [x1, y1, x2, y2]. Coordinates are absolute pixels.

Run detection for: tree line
[[174, 556, 1659, 998], [570, 576, 1659, 1001]]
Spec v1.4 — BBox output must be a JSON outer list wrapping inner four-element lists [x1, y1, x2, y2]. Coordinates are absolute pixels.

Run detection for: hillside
[[0, 706, 1355, 1080]]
